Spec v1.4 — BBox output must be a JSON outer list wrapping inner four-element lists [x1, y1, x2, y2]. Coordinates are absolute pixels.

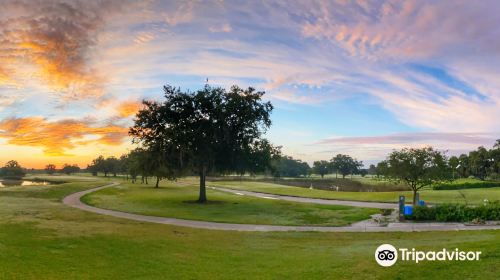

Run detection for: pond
[[0, 179, 54, 187]]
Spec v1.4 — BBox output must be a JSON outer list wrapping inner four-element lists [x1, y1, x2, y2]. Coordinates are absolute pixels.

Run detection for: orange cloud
[[0, 1, 124, 99], [116, 100, 143, 117], [0, 117, 129, 156]]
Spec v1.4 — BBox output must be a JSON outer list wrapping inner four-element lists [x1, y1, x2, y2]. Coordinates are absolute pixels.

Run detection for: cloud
[[0, 0, 126, 99], [209, 23, 232, 33], [134, 31, 156, 44], [0, 117, 128, 156], [116, 100, 143, 117], [163, 1, 195, 26], [301, 0, 500, 60], [317, 132, 497, 146]]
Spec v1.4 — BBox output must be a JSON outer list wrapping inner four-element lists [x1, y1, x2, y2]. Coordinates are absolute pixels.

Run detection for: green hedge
[[409, 202, 500, 222], [433, 181, 500, 190]]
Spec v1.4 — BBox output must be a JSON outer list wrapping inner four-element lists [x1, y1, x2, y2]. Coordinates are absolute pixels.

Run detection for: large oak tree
[[130, 84, 275, 202]]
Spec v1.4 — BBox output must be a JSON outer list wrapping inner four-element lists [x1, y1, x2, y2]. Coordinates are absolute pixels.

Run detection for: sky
[[0, 0, 499, 169]]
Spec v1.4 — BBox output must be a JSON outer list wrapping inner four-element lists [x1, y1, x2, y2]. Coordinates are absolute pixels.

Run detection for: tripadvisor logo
[[375, 244, 481, 267]]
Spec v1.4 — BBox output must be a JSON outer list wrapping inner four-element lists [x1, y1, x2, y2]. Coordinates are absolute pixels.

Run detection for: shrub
[[412, 206, 436, 221], [409, 201, 500, 222]]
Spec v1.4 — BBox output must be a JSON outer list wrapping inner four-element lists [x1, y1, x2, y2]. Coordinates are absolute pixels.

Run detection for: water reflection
[[0, 180, 52, 187]]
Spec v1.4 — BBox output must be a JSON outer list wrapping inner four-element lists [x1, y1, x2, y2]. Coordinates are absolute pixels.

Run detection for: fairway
[[81, 180, 378, 227], [211, 181, 500, 205], [0, 178, 498, 279]]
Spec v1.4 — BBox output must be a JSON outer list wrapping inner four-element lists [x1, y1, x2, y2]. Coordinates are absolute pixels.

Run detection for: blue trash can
[[404, 205, 413, 215], [418, 200, 425, 206]]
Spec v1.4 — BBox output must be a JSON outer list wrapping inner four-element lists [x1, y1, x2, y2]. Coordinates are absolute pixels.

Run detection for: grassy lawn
[[81, 181, 378, 227], [211, 181, 500, 205], [0, 177, 498, 279]]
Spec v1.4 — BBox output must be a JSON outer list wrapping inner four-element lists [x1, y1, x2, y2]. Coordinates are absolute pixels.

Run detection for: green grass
[[1, 176, 499, 279], [82, 181, 378, 227], [211, 181, 500, 205]]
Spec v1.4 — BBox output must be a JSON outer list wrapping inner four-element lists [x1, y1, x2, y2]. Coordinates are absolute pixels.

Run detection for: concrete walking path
[[211, 186, 397, 209], [62, 183, 500, 232]]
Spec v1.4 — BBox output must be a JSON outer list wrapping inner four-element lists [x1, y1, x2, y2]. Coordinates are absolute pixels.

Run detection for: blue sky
[[0, 0, 499, 168]]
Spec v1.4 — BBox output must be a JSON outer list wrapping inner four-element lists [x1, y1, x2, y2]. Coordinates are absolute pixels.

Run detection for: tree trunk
[[145, 176, 148, 184], [321, 174, 324, 178], [198, 166, 207, 203], [412, 189, 418, 206], [155, 177, 160, 188]]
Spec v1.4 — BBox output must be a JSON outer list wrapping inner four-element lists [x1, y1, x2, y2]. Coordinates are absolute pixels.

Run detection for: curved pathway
[[210, 186, 397, 209], [63, 182, 500, 232]]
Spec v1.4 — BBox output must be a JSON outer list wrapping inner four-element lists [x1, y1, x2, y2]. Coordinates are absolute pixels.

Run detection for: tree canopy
[[330, 154, 362, 179], [272, 155, 310, 178], [61, 164, 80, 175], [312, 160, 330, 178], [45, 164, 56, 175], [381, 147, 449, 205], [130, 84, 276, 202]]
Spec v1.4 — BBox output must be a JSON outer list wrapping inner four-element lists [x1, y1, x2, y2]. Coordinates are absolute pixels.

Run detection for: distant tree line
[[312, 154, 363, 179], [271, 155, 310, 178], [375, 139, 500, 181], [0, 160, 26, 179], [447, 140, 500, 180], [42, 164, 81, 175]]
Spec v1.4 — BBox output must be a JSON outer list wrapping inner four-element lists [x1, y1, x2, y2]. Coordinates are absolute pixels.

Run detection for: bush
[[412, 206, 436, 220], [409, 201, 500, 222]]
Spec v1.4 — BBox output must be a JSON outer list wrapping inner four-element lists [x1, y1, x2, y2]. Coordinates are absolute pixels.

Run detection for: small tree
[[383, 147, 449, 205], [312, 160, 330, 178], [45, 164, 56, 175]]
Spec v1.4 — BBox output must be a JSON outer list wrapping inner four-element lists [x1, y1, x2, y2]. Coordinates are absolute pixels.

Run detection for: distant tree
[[448, 156, 459, 179], [61, 164, 80, 175], [489, 140, 500, 179], [468, 147, 489, 180], [0, 160, 26, 179], [312, 160, 330, 178], [130, 84, 275, 202], [359, 169, 368, 177], [87, 156, 105, 176], [45, 164, 56, 175], [381, 147, 449, 205], [272, 156, 310, 178], [375, 161, 388, 178], [367, 164, 377, 175], [330, 154, 362, 179], [105, 157, 121, 177], [457, 154, 469, 178]]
